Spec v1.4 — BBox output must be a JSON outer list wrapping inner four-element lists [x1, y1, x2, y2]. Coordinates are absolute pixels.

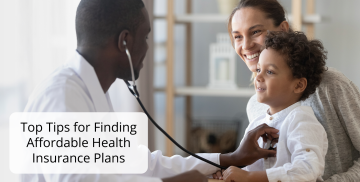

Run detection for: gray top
[[247, 68, 360, 181]]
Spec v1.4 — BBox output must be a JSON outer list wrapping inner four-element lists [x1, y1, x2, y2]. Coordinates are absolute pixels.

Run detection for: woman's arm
[[323, 72, 360, 181]]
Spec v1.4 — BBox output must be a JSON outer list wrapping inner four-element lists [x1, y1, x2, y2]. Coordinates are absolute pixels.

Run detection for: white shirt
[[22, 51, 221, 182], [242, 102, 328, 182]]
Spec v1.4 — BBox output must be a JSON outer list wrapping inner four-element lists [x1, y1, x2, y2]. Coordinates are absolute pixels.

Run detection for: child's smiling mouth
[[256, 86, 266, 92]]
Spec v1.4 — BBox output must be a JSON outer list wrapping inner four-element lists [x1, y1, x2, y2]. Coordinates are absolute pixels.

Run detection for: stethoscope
[[122, 41, 278, 170], [122, 40, 229, 170]]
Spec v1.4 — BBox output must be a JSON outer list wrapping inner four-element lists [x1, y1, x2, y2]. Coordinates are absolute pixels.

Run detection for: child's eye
[[256, 68, 261, 73], [267, 70, 273, 74], [234, 35, 243, 39]]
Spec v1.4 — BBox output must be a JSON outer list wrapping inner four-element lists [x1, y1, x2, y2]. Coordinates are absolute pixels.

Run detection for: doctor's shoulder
[[24, 66, 94, 112]]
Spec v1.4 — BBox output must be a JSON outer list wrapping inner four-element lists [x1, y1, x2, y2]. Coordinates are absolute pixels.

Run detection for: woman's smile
[[244, 51, 261, 61]]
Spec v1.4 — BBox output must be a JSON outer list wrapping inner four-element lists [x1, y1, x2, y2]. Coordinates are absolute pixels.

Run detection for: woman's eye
[[253, 30, 261, 35], [267, 70, 273, 74]]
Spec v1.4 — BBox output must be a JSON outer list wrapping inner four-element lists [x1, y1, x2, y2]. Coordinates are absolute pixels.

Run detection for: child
[[222, 31, 328, 182]]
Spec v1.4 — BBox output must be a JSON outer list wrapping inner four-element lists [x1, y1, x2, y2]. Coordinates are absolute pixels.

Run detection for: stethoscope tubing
[[123, 41, 238, 170], [132, 89, 227, 170]]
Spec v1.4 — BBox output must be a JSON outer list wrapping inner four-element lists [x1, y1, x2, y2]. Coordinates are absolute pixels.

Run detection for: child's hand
[[212, 169, 225, 180], [162, 170, 208, 182], [222, 166, 249, 182]]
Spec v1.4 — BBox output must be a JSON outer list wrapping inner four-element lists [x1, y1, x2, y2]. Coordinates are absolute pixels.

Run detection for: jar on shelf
[[208, 33, 237, 89]]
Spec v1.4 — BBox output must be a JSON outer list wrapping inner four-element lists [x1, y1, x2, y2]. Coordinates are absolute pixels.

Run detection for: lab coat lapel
[[67, 52, 112, 112]]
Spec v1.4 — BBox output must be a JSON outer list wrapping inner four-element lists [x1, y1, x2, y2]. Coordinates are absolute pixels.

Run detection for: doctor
[[23, 0, 279, 181]]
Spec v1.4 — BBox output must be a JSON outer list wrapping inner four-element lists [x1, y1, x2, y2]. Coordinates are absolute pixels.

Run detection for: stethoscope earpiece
[[123, 40, 136, 88]]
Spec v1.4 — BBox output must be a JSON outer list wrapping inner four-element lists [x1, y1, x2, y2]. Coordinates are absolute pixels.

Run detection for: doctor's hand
[[220, 123, 279, 167], [162, 170, 207, 182]]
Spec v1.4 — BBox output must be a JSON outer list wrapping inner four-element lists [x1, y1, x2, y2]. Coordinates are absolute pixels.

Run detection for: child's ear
[[294, 78, 307, 94]]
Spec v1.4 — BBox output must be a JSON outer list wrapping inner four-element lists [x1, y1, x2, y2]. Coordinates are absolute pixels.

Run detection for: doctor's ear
[[118, 30, 132, 52]]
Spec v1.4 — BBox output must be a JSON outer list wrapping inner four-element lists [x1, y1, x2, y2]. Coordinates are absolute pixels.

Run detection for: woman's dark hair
[[264, 31, 327, 101], [227, 0, 288, 46]]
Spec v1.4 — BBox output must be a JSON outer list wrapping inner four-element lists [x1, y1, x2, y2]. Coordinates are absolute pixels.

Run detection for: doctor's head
[[228, 0, 290, 72], [76, 0, 150, 80]]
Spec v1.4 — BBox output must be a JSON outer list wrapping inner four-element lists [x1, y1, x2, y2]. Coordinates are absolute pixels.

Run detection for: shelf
[[154, 14, 322, 24], [287, 14, 322, 24], [154, 14, 228, 23], [166, 87, 256, 97], [176, 14, 229, 23]]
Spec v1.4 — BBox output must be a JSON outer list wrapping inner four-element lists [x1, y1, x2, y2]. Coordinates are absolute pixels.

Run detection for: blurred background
[[1, 0, 360, 181]]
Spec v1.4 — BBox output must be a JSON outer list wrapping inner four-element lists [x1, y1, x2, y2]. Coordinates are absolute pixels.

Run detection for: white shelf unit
[[155, 14, 322, 24], [175, 87, 255, 97], [160, 0, 320, 156]]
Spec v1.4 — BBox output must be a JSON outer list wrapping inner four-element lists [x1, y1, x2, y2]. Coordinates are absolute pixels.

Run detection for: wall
[[279, 0, 360, 86]]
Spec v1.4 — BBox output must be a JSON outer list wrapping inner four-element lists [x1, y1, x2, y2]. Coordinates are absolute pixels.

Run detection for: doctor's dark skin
[[77, 8, 149, 94], [77, 6, 279, 182]]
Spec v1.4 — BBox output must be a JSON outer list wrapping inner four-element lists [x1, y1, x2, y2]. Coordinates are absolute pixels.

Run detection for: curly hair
[[264, 31, 327, 101]]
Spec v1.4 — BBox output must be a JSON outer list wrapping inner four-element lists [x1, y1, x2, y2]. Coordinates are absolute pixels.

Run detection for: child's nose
[[256, 73, 264, 82]]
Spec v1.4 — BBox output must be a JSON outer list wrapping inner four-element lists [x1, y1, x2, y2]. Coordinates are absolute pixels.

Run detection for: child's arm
[[222, 166, 268, 182]]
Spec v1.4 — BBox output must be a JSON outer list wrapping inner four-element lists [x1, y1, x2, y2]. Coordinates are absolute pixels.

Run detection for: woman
[[214, 0, 360, 181]]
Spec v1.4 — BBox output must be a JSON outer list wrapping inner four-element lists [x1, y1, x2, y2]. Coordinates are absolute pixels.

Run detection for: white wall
[[0, 0, 140, 180], [279, 0, 360, 87], [315, 0, 360, 87]]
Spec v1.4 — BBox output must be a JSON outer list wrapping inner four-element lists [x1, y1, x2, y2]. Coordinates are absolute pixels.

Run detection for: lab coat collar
[[66, 51, 113, 112]]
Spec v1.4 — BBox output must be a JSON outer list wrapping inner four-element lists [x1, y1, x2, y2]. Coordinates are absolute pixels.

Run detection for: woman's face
[[231, 7, 288, 72]]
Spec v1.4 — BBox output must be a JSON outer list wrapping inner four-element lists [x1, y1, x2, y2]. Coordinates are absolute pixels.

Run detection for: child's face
[[255, 49, 300, 108]]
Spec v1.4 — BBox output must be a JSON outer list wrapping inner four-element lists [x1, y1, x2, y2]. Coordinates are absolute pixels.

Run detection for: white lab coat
[[22, 51, 220, 182]]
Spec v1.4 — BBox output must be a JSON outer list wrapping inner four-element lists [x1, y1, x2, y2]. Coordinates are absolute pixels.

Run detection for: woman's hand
[[220, 124, 279, 167]]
